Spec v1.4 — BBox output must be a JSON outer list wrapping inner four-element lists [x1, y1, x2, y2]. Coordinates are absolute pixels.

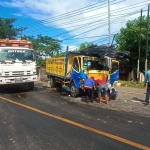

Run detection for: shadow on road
[[0, 85, 46, 94], [132, 97, 144, 103]]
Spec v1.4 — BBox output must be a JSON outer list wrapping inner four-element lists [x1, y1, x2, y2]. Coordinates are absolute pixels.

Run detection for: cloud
[[0, 0, 149, 45], [12, 13, 23, 17]]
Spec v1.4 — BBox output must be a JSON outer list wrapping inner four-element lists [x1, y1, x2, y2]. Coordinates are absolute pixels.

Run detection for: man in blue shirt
[[84, 76, 95, 103], [145, 70, 150, 105]]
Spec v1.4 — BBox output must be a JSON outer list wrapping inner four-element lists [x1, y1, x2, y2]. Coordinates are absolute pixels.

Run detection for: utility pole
[[65, 46, 69, 77], [111, 34, 116, 45], [137, 9, 142, 83], [108, 0, 111, 45], [145, 5, 150, 76]]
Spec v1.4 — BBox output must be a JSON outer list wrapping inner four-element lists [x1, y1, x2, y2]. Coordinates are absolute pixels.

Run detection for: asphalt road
[[0, 85, 150, 150]]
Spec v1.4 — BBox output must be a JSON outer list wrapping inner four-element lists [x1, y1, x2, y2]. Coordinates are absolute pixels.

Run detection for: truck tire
[[50, 77, 56, 88], [70, 82, 79, 97], [28, 82, 34, 90], [0, 85, 3, 93]]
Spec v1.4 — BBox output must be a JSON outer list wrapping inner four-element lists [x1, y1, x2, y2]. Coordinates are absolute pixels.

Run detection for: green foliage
[[78, 42, 93, 51], [53, 51, 66, 57], [21, 34, 61, 57], [0, 17, 26, 39], [115, 16, 150, 73], [36, 59, 46, 66], [117, 80, 145, 88], [21, 35, 62, 66]]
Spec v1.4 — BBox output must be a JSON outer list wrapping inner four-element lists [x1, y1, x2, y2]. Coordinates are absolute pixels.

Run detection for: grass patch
[[115, 80, 145, 88]]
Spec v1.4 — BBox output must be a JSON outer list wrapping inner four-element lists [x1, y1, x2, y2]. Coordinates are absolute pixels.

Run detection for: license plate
[[15, 78, 23, 83]]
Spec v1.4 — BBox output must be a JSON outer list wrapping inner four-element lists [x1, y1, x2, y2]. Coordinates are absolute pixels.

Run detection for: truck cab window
[[111, 62, 119, 73], [83, 57, 109, 71], [72, 58, 79, 72]]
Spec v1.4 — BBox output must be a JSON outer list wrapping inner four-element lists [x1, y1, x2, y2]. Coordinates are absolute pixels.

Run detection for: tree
[[21, 35, 62, 66], [21, 34, 61, 57], [0, 17, 26, 39], [77, 42, 93, 51], [115, 16, 150, 73]]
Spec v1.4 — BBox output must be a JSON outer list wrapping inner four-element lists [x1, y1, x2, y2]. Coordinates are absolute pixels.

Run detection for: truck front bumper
[[0, 75, 37, 84]]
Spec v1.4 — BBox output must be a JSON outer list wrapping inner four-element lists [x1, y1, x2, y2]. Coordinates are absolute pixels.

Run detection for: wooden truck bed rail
[[46, 57, 66, 77]]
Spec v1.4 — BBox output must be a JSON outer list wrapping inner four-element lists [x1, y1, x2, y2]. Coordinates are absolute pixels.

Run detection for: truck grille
[[4, 71, 31, 76]]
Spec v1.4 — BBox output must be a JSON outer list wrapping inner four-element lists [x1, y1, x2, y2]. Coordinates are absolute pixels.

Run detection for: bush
[[118, 80, 145, 88], [36, 59, 46, 66]]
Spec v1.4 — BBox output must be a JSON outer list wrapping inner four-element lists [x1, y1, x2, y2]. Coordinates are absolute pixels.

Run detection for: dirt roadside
[[35, 81, 150, 117]]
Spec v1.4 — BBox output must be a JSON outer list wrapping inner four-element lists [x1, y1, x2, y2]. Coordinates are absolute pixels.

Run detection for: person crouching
[[84, 77, 95, 103], [95, 79, 109, 104], [107, 84, 118, 101]]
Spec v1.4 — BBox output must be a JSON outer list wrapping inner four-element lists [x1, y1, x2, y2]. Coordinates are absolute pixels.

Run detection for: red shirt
[[95, 79, 107, 86]]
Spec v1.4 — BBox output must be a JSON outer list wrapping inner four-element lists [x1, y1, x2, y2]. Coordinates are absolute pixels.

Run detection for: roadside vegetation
[[115, 80, 145, 88], [115, 16, 150, 72]]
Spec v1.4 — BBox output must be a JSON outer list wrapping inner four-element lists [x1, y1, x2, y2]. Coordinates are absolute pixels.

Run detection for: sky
[[0, 0, 150, 50]]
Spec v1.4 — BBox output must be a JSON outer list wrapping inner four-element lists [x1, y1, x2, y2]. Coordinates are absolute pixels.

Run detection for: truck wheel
[[0, 85, 3, 93], [70, 82, 79, 97], [28, 82, 34, 90], [50, 77, 56, 88]]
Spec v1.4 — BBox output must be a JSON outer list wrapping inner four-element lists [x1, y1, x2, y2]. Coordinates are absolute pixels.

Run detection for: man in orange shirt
[[95, 79, 109, 104]]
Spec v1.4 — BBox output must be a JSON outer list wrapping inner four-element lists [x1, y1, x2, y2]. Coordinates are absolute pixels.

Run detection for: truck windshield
[[0, 49, 35, 62], [83, 57, 109, 70]]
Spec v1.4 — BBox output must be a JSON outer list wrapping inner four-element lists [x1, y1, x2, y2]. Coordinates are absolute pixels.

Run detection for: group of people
[[83, 76, 118, 104], [81, 68, 150, 105]]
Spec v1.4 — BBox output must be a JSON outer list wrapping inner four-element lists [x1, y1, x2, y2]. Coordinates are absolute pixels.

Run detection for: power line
[[41, 0, 125, 24], [24, 0, 148, 29], [25, 2, 148, 35], [25, 6, 146, 36], [54, 10, 142, 40], [24, 0, 126, 28], [26, 9, 140, 34], [24, 9, 142, 42], [61, 35, 113, 40], [25, 0, 109, 27], [21, 2, 149, 46]]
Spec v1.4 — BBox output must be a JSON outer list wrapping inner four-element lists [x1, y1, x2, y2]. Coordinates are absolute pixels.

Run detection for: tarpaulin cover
[[79, 45, 130, 61]]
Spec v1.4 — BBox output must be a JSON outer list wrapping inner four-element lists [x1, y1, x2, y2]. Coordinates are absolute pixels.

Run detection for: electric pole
[[145, 5, 150, 76], [108, 0, 111, 45], [137, 9, 142, 83]]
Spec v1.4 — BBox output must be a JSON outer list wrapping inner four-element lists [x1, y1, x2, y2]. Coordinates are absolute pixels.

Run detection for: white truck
[[0, 39, 37, 90]]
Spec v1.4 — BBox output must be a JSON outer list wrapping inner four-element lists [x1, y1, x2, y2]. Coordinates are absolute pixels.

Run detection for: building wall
[[37, 66, 47, 81], [119, 70, 145, 82]]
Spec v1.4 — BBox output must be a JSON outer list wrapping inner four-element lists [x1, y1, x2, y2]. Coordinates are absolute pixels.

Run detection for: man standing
[[84, 76, 95, 103], [95, 79, 108, 104], [145, 69, 150, 105]]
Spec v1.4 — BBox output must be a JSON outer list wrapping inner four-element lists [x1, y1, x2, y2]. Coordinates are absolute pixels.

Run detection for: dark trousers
[[84, 88, 94, 103], [145, 83, 150, 104], [107, 89, 117, 100]]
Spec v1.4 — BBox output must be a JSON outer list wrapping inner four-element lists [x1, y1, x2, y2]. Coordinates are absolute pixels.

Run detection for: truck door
[[71, 57, 80, 88], [110, 60, 119, 85]]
